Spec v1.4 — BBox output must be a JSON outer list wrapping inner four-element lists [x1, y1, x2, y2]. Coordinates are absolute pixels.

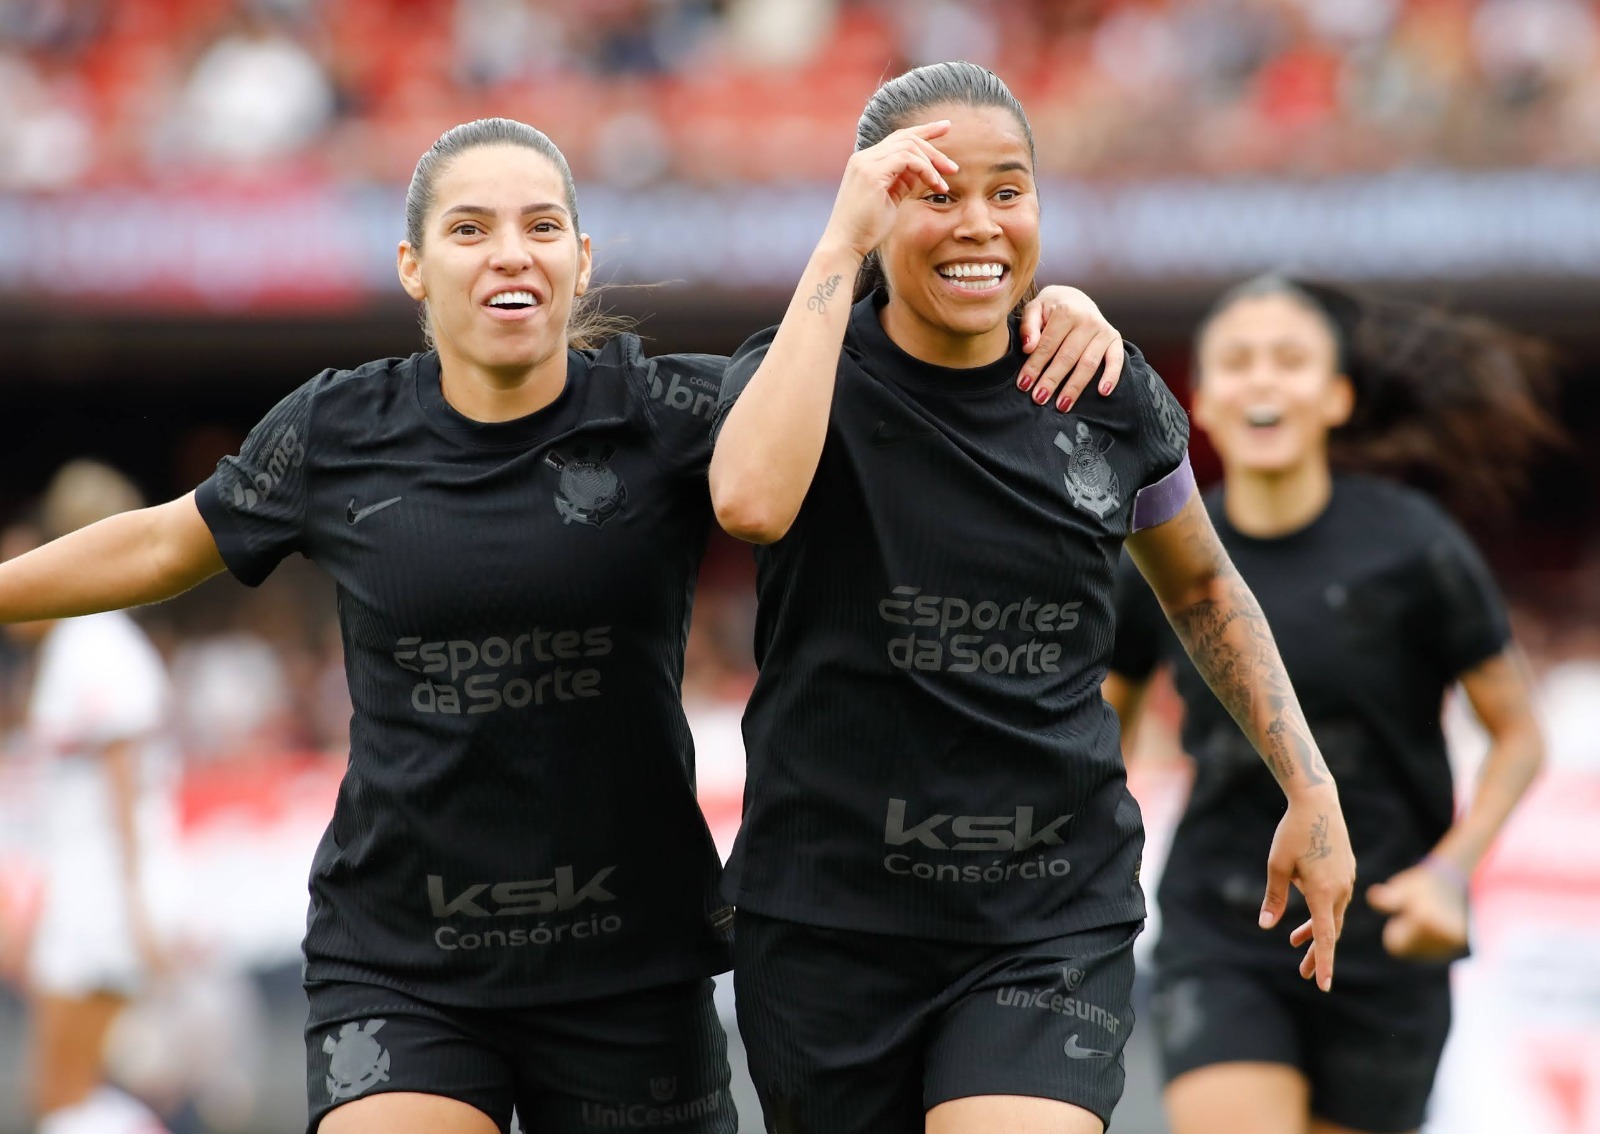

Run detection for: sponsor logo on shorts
[[324, 1019, 390, 1100], [646, 361, 721, 422], [1063, 1033, 1113, 1060], [882, 798, 1073, 883], [877, 586, 1081, 675], [1155, 977, 1206, 1052], [650, 1078, 677, 1103], [394, 626, 612, 715], [428, 868, 623, 953], [995, 985, 1122, 1036], [580, 1089, 725, 1129]]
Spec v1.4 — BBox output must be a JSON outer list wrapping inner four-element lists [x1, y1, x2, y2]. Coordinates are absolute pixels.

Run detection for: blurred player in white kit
[[24, 460, 172, 1134]]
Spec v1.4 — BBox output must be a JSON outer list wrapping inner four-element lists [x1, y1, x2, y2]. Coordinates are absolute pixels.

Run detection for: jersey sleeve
[[710, 325, 778, 443], [1110, 548, 1174, 682], [1419, 509, 1512, 679], [194, 374, 321, 586], [1126, 344, 1195, 533], [639, 349, 728, 476]]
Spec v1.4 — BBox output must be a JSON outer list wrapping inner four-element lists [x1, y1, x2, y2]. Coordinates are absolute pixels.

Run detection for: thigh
[[923, 923, 1138, 1129], [926, 1094, 1103, 1134], [319, 1093, 501, 1134], [512, 979, 735, 1134], [1163, 1063, 1310, 1134], [32, 991, 127, 1113], [1301, 972, 1450, 1134], [304, 980, 514, 1134], [733, 911, 929, 1134]]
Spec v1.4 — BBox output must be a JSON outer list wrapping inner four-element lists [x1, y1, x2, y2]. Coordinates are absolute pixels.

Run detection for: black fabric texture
[[197, 341, 733, 1006]]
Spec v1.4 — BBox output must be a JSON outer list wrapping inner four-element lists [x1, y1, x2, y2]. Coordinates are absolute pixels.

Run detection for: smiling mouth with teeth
[[937, 263, 1007, 291], [487, 290, 539, 310], [1246, 408, 1283, 427]]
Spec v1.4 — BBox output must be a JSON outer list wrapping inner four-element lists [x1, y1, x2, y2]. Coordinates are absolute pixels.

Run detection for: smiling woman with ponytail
[[1107, 274, 1557, 1134]]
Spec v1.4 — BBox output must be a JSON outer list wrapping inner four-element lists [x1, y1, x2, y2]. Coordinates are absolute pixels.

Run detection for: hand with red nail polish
[[1016, 286, 1126, 412]]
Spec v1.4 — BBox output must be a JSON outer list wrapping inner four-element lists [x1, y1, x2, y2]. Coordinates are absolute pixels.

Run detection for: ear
[[575, 232, 593, 297], [397, 241, 426, 302], [1324, 372, 1355, 429]]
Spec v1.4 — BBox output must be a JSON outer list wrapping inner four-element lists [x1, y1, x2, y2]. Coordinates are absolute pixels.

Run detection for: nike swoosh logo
[[347, 496, 403, 525], [871, 421, 939, 447], [1062, 1034, 1112, 1060]]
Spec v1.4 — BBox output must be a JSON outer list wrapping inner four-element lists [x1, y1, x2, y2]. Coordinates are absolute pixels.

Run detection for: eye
[[995, 188, 1021, 202], [451, 222, 483, 237], [925, 192, 952, 205], [530, 219, 563, 235]]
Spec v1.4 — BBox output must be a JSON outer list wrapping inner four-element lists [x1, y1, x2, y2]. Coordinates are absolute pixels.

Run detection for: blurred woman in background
[[1107, 275, 1554, 1134], [25, 461, 174, 1134]]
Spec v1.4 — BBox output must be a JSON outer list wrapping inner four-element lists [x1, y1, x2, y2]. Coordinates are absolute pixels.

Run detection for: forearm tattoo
[[1169, 522, 1331, 789], [807, 274, 843, 314]]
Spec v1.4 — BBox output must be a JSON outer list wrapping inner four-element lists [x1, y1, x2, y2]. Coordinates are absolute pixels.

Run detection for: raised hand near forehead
[[822, 121, 960, 261], [1018, 287, 1127, 412]]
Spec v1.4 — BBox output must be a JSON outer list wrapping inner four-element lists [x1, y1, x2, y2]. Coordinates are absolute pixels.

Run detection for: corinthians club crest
[[1054, 422, 1122, 519], [324, 1019, 390, 1100], [547, 445, 627, 527]]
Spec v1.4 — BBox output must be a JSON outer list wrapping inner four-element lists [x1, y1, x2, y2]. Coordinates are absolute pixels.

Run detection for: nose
[[952, 197, 1001, 242], [487, 227, 534, 273]]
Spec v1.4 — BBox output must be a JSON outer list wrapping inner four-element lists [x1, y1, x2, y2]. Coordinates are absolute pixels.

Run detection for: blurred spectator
[[5, 0, 1600, 187], [172, 9, 336, 168]]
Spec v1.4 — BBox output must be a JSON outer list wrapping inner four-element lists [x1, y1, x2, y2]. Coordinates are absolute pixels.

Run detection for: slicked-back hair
[[1199, 274, 1563, 522], [404, 117, 627, 349], [851, 62, 1038, 307]]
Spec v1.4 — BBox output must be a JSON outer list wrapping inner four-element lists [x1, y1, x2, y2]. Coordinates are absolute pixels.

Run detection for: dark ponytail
[[851, 61, 1038, 307], [1203, 274, 1562, 522]]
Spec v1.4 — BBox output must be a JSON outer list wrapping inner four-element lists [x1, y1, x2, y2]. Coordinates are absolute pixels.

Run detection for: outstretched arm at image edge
[[1125, 489, 1356, 990], [0, 492, 226, 623]]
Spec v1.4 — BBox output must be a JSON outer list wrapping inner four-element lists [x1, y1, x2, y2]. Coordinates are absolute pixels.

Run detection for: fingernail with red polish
[[1057, 394, 1074, 412], [1099, 379, 1113, 396], [1032, 385, 1050, 405], [1018, 374, 1035, 392]]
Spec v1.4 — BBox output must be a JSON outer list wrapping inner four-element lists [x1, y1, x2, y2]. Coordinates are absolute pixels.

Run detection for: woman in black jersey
[[1106, 275, 1552, 1134], [0, 118, 1126, 1134], [710, 64, 1356, 1134]]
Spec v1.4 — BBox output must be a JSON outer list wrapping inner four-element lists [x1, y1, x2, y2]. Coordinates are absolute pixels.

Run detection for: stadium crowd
[[2, 0, 1599, 191]]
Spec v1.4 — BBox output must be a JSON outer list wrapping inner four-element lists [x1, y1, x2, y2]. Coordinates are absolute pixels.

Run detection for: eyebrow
[[440, 202, 571, 220], [990, 161, 1032, 175]]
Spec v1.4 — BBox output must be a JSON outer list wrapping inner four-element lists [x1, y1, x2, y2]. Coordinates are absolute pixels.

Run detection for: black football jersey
[[196, 340, 733, 1006], [718, 292, 1193, 943]]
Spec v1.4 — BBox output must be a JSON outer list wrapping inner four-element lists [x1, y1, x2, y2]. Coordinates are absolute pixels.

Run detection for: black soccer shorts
[[734, 910, 1141, 1134], [1151, 957, 1452, 1133], [304, 976, 736, 1133]]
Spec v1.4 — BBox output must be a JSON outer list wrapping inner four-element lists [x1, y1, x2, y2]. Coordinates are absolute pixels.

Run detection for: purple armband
[[1131, 452, 1195, 532]]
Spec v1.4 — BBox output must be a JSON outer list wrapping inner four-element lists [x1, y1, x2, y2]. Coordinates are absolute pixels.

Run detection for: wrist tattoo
[[807, 273, 843, 314]]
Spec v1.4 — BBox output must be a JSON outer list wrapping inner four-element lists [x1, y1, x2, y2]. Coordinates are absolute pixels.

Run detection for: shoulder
[[1335, 474, 1468, 547], [300, 353, 420, 417]]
